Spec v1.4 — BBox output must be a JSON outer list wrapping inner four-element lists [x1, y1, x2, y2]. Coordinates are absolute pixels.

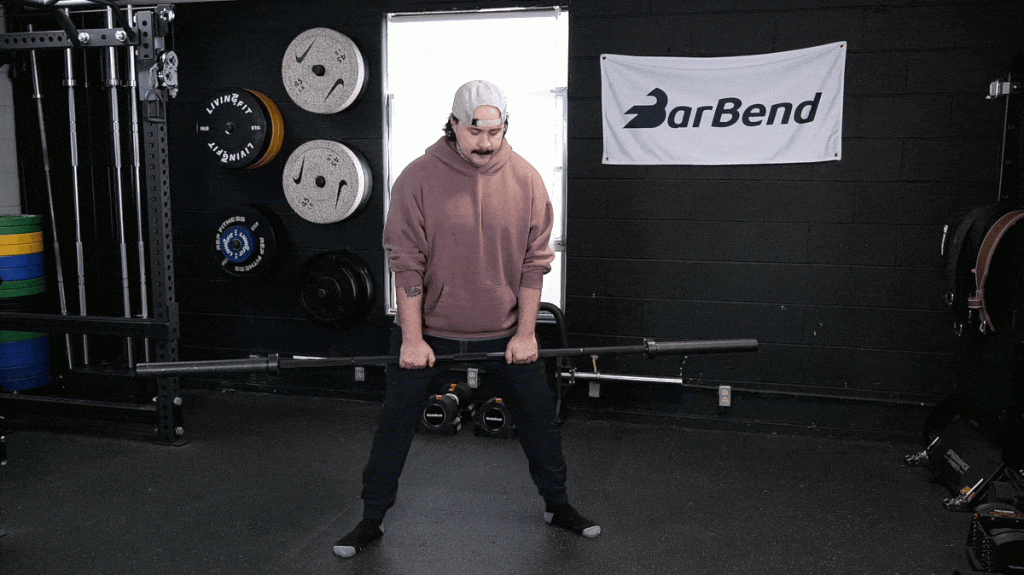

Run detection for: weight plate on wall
[[196, 88, 285, 169], [0, 331, 45, 343], [0, 215, 42, 229], [0, 232, 43, 246], [0, 225, 43, 236], [0, 263, 45, 282], [283, 140, 372, 224], [299, 250, 375, 329], [1, 362, 50, 381], [0, 280, 45, 298], [0, 334, 50, 356], [281, 27, 368, 114], [0, 252, 45, 282], [0, 277, 45, 293], [0, 242, 43, 256], [246, 89, 286, 169], [0, 349, 48, 369], [213, 205, 284, 277]]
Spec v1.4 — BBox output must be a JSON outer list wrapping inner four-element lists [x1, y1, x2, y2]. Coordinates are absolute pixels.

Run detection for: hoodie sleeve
[[520, 172, 555, 291], [383, 163, 428, 289]]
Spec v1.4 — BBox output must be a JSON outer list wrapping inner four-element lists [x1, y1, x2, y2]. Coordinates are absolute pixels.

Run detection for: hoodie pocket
[[426, 283, 517, 334]]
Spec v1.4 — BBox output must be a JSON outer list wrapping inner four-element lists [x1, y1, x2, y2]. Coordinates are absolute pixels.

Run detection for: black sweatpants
[[360, 326, 569, 521]]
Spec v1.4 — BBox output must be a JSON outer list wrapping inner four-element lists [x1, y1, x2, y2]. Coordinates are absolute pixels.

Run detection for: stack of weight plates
[[0, 331, 49, 391], [196, 88, 285, 169], [0, 215, 50, 391]]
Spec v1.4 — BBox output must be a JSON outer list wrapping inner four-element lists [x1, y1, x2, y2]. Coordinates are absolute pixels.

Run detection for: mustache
[[471, 149, 494, 156]]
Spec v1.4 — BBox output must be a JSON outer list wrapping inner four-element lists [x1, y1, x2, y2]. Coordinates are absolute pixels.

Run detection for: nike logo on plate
[[295, 40, 315, 63], [323, 78, 345, 101], [336, 180, 348, 206]]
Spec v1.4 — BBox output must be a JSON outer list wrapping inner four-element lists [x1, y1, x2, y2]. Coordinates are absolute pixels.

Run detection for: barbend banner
[[601, 42, 846, 165]]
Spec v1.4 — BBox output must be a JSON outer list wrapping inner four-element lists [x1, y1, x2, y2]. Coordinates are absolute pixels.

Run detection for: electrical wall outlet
[[467, 368, 479, 389], [718, 385, 732, 407], [354, 366, 365, 382], [589, 382, 601, 398]]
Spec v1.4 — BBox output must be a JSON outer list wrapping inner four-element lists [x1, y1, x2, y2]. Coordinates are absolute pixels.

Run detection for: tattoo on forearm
[[404, 285, 422, 297]]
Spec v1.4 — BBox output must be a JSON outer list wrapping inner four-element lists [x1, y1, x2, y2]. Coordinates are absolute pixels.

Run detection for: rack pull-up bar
[[7, 0, 136, 47]]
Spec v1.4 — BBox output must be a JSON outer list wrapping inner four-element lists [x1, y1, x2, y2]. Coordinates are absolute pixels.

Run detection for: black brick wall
[[563, 1, 1021, 437], [14, 0, 1019, 437]]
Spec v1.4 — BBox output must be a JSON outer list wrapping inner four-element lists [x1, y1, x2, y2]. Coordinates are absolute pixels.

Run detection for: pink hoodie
[[384, 136, 554, 339]]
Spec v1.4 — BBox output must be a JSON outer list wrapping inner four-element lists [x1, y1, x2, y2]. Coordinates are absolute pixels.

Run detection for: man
[[334, 80, 599, 558]]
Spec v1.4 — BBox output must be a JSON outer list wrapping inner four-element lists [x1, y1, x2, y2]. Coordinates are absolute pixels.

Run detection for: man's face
[[451, 105, 505, 167]]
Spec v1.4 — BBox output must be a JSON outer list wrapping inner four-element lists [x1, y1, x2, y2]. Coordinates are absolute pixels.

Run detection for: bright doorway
[[383, 8, 569, 313]]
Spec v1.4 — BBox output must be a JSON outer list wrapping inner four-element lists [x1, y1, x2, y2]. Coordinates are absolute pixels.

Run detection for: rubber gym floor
[[0, 389, 972, 575]]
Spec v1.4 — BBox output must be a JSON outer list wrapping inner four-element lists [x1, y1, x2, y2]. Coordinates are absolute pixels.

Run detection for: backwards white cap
[[452, 80, 507, 128]]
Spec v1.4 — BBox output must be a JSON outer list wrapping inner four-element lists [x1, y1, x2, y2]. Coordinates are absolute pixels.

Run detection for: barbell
[[134, 338, 759, 378]]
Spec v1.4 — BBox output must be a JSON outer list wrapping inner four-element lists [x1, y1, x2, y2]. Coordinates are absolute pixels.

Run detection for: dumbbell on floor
[[419, 383, 474, 435], [474, 397, 516, 439]]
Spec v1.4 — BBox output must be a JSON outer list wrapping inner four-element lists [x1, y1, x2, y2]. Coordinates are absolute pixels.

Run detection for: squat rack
[[0, 2, 182, 443]]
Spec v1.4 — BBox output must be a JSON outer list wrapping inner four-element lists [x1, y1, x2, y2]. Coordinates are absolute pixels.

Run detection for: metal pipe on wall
[[28, 25, 74, 370], [126, 5, 150, 362], [63, 9, 90, 365], [105, 6, 134, 367], [0, 6, 22, 215]]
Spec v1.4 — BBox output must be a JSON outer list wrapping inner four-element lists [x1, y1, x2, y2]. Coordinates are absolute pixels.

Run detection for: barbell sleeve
[[138, 355, 279, 377], [643, 338, 759, 356]]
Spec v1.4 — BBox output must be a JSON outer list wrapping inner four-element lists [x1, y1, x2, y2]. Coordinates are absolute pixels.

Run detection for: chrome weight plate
[[282, 28, 368, 114], [282, 140, 372, 224], [196, 88, 285, 169]]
